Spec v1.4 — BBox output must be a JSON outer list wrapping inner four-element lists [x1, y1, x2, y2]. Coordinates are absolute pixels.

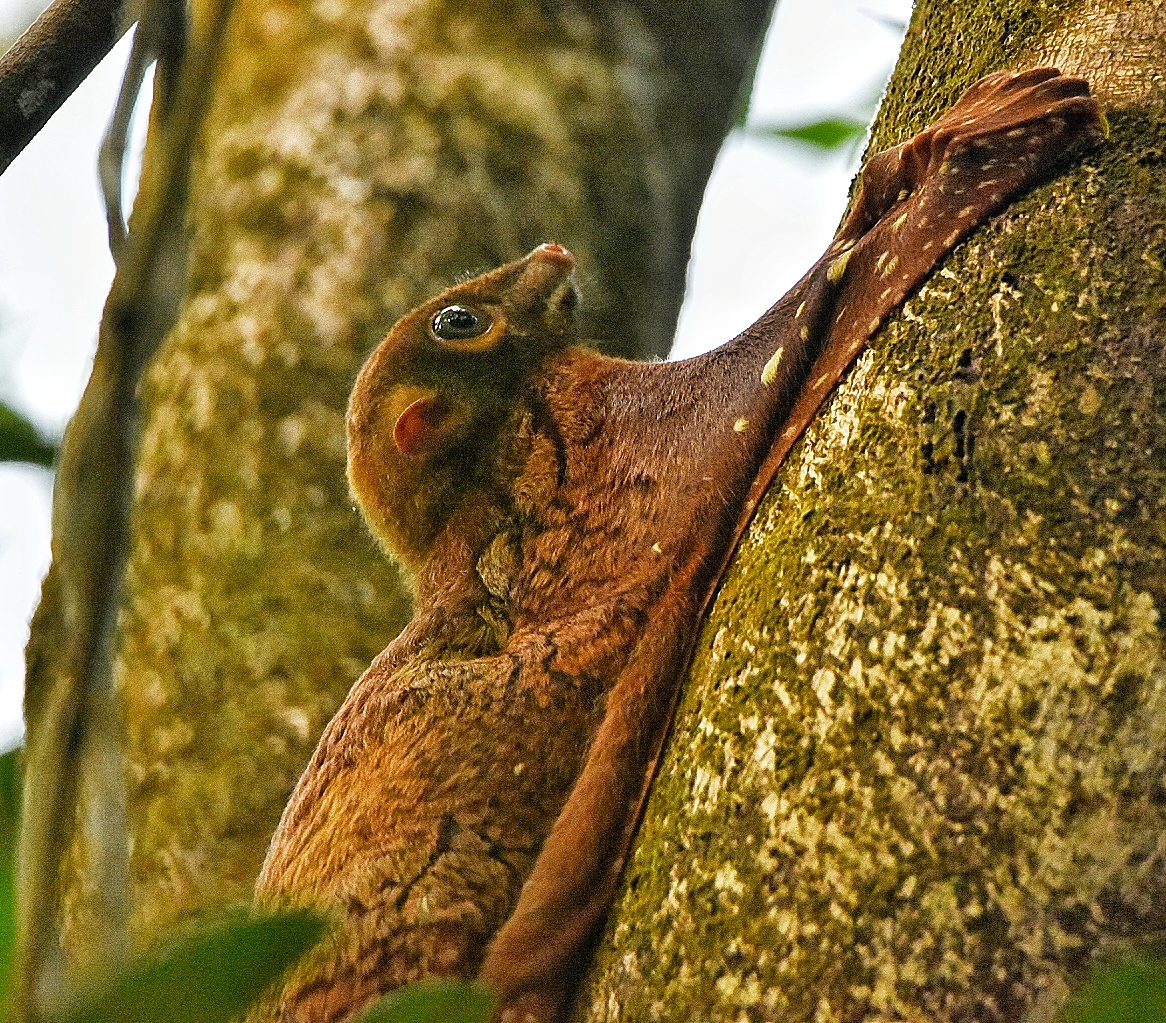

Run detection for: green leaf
[[0, 745, 21, 1020], [357, 979, 497, 1023], [1057, 954, 1166, 1023], [50, 908, 327, 1023], [747, 117, 869, 150], [0, 401, 56, 467]]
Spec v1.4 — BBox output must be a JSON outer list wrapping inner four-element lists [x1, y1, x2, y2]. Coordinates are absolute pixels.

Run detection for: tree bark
[[581, 2, 1166, 1020], [20, 0, 776, 978]]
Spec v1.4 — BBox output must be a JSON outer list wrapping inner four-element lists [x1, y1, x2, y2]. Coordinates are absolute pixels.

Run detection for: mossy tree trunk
[[20, 0, 774, 985], [581, 2, 1166, 1020]]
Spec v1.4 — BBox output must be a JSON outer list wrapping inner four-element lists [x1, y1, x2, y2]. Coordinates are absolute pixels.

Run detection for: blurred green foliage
[[729, 41, 872, 155], [0, 745, 494, 1023], [0, 745, 19, 1019], [746, 116, 869, 150], [356, 979, 495, 1023], [49, 909, 326, 1023], [1056, 953, 1166, 1023], [0, 403, 55, 468]]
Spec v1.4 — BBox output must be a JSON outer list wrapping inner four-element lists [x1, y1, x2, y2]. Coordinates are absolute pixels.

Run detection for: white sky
[[0, 0, 912, 747]]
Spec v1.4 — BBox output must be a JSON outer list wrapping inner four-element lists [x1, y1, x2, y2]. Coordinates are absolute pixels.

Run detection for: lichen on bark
[[582, 2, 1166, 1020]]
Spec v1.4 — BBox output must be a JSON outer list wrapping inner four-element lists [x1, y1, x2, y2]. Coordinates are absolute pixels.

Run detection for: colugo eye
[[431, 305, 490, 341]]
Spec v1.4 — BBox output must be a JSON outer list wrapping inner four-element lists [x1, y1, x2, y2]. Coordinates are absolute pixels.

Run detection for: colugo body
[[255, 70, 1103, 1023]]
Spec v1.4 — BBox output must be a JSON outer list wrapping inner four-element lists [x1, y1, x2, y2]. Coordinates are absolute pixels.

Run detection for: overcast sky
[[0, 0, 913, 747]]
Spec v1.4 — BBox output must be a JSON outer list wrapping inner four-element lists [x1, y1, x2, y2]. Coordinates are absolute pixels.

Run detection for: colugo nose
[[534, 241, 574, 265], [523, 243, 576, 283], [512, 243, 578, 313]]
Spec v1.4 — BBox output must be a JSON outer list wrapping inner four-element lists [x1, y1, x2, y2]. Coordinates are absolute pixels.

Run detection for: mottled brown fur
[[255, 70, 1102, 1023]]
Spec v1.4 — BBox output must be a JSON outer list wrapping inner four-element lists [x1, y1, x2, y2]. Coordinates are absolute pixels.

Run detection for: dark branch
[[0, 0, 128, 176]]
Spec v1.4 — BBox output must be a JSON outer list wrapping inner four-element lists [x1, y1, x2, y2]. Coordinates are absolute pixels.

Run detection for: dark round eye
[[431, 305, 491, 342]]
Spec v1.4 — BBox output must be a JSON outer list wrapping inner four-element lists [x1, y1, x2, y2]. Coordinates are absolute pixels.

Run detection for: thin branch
[[98, 24, 147, 261], [100, 0, 187, 261], [0, 0, 128, 176], [14, 0, 235, 1017]]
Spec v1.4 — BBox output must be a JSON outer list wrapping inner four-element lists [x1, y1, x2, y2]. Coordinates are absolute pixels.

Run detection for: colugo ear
[[393, 391, 469, 460]]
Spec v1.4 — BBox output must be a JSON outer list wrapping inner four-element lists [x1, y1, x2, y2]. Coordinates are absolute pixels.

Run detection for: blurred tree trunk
[[20, 0, 775, 983], [581, 2, 1166, 1020]]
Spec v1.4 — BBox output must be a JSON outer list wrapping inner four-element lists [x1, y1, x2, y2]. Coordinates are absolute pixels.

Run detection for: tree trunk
[[21, 0, 774, 975], [581, 2, 1166, 1020]]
